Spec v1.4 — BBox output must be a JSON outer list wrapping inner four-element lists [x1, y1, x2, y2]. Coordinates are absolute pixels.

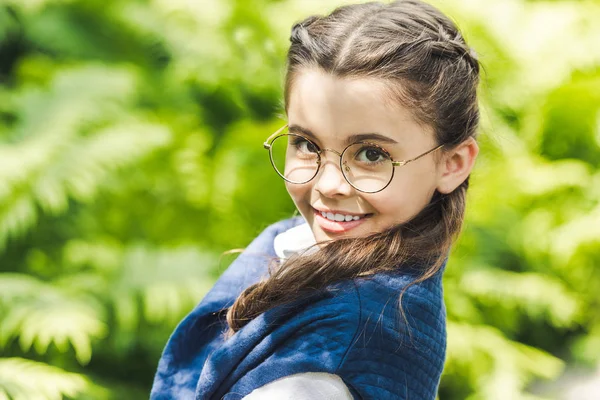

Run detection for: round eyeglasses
[[263, 125, 445, 194]]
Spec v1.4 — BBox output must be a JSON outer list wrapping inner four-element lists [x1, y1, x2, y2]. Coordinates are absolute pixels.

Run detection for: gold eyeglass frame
[[263, 124, 445, 193]]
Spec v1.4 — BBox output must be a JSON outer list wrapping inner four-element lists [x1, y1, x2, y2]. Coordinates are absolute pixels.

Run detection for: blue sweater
[[151, 217, 447, 399]]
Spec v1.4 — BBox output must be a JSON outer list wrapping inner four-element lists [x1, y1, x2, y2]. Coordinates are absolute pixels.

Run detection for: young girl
[[151, 0, 479, 398]]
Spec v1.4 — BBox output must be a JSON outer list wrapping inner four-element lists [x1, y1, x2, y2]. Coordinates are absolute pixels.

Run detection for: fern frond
[[550, 202, 600, 264], [62, 238, 123, 273], [0, 66, 172, 250], [0, 357, 89, 400], [0, 273, 107, 365], [60, 239, 218, 329], [446, 321, 563, 399], [508, 156, 591, 196], [115, 244, 217, 327], [459, 268, 582, 328]]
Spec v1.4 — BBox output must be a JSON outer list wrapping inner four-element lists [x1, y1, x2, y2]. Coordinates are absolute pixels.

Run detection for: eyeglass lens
[[269, 134, 394, 193]]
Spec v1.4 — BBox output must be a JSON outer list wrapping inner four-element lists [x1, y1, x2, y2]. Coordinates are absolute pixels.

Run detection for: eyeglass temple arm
[[391, 144, 445, 167], [263, 124, 289, 149]]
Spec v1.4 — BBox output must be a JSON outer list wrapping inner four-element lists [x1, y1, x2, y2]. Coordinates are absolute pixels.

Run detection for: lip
[[312, 207, 371, 233]]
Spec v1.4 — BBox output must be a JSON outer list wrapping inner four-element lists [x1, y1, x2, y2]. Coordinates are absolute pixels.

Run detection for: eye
[[355, 146, 389, 163], [292, 137, 319, 154]]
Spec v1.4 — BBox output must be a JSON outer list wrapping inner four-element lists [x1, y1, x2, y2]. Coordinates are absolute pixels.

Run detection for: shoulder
[[215, 267, 446, 399], [263, 280, 363, 366], [257, 267, 447, 368], [246, 269, 447, 399], [353, 268, 446, 332], [259, 264, 446, 361], [335, 269, 447, 399]]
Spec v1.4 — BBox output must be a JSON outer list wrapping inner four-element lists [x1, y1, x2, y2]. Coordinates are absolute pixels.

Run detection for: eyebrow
[[288, 124, 398, 145]]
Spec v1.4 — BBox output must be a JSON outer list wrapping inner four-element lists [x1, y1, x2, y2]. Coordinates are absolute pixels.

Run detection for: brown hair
[[225, 0, 480, 337]]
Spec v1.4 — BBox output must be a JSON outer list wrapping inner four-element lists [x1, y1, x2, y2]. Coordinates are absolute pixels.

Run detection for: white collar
[[273, 222, 317, 259]]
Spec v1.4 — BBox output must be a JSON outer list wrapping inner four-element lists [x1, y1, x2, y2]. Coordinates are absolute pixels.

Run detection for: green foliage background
[[0, 0, 599, 398]]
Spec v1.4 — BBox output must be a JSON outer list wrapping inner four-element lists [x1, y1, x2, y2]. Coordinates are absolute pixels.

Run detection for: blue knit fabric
[[151, 217, 447, 400]]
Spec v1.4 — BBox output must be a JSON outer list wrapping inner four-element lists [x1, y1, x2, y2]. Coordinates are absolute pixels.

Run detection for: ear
[[436, 137, 479, 194]]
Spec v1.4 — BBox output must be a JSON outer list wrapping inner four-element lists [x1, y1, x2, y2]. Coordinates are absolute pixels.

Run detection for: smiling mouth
[[318, 210, 366, 222], [312, 207, 372, 222], [312, 208, 372, 233]]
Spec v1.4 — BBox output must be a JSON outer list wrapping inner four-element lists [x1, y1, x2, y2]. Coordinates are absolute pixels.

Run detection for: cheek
[[367, 194, 405, 220], [285, 182, 309, 209], [369, 174, 436, 223]]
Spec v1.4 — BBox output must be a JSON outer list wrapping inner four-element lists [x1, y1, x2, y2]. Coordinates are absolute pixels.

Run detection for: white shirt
[[241, 223, 353, 400], [273, 222, 317, 259], [242, 372, 354, 400]]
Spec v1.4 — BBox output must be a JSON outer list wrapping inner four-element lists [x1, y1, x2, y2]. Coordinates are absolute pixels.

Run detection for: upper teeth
[[321, 211, 362, 222]]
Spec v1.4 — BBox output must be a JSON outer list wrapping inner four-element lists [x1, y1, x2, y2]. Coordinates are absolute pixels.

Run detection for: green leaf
[[0, 274, 107, 365], [460, 268, 583, 328], [0, 357, 89, 400]]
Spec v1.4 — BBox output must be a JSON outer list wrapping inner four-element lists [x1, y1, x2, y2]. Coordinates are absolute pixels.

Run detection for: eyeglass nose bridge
[[318, 148, 342, 157], [316, 148, 351, 173]]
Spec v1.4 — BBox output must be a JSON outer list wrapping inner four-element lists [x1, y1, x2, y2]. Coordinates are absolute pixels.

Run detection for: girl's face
[[285, 68, 445, 243]]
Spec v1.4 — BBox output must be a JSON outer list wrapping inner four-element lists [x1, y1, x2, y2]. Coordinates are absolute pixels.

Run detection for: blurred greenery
[[0, 0, 599, 399]]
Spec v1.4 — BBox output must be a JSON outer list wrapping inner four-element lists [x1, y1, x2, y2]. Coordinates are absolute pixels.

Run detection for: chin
[[309, 224, 334, 243]]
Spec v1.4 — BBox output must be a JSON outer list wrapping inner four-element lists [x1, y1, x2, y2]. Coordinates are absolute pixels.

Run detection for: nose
[[313, 150, 353, 198]]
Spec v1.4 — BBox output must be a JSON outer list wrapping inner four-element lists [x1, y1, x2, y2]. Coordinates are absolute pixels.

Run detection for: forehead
[[286, 68, 433, 147]]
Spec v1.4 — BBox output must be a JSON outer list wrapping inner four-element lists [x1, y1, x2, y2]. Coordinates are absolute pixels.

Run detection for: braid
[[289, 16, 319, 45], [427, 29, 480, 73]]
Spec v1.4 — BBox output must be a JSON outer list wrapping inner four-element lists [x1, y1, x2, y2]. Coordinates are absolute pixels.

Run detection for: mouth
[[312, 207, 373, 233]]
